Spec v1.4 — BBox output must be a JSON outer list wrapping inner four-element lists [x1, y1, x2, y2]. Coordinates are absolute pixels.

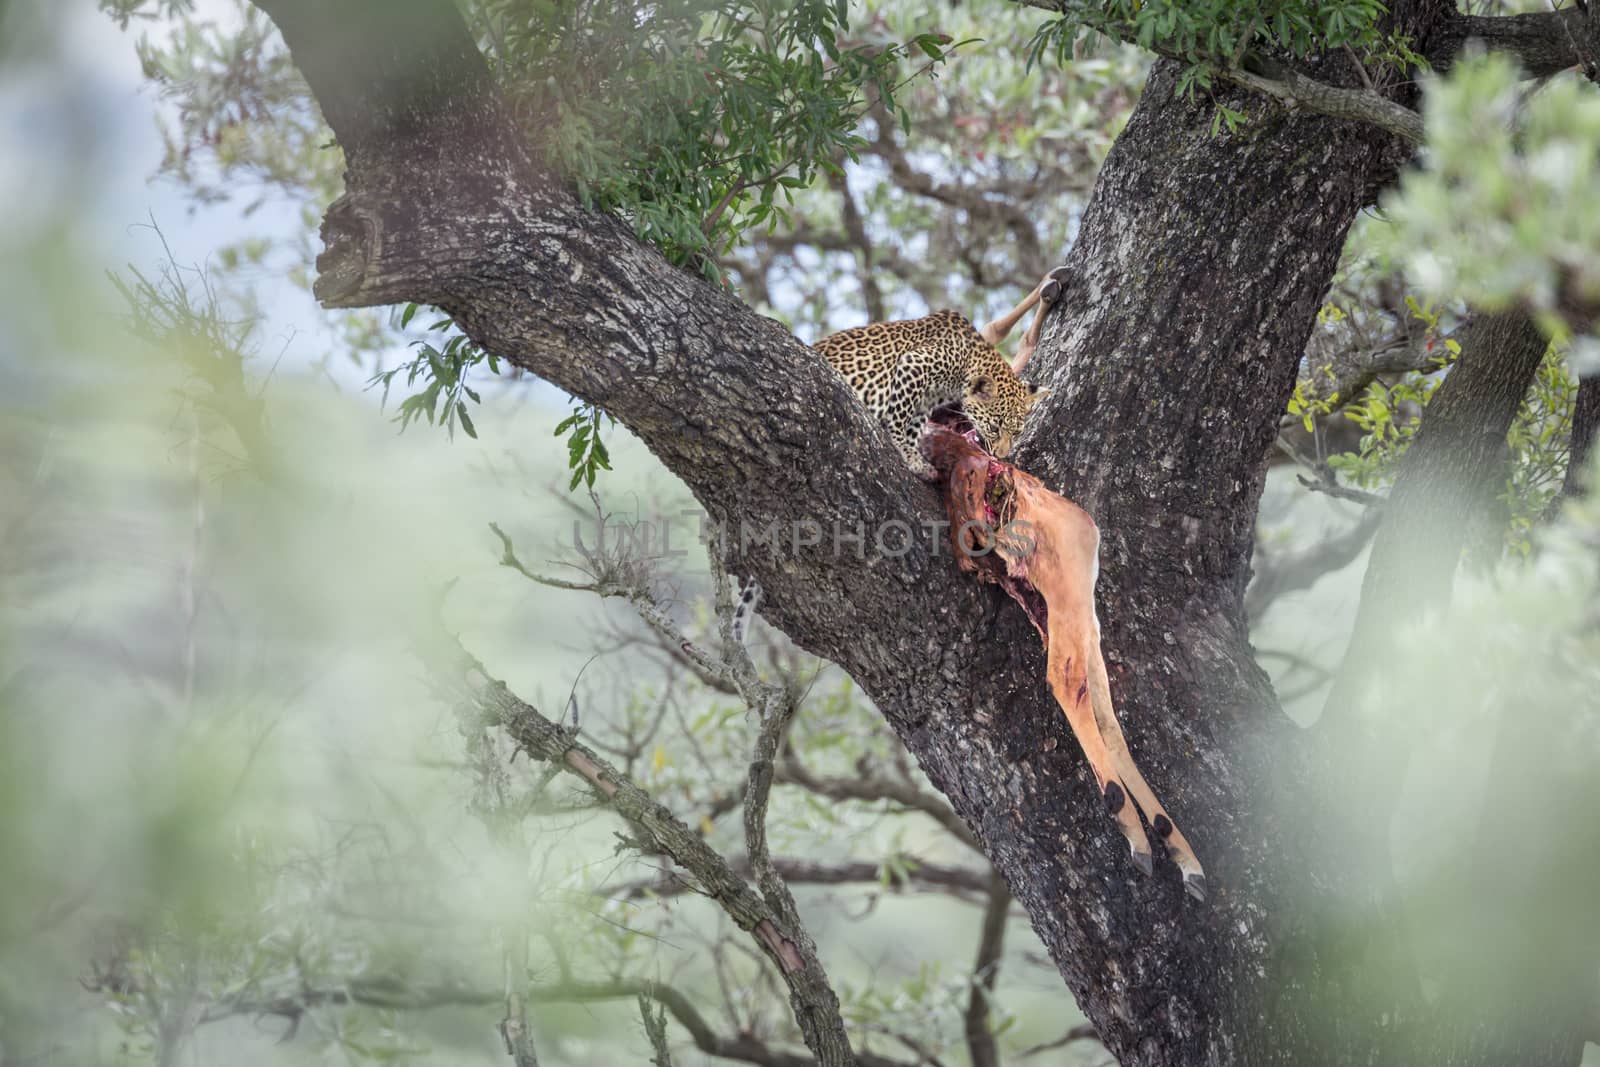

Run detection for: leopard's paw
[[909, 451, 942, 483]]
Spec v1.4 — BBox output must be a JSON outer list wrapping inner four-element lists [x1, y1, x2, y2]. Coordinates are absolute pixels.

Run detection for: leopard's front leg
[[884, 347, 958, 481]]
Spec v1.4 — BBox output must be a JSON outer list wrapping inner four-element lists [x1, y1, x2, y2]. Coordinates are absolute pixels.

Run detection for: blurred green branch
[[110, 231, 279, 483]]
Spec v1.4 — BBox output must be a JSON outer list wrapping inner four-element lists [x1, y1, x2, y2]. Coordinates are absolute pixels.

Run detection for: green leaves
[[367, 304, 498, 441], [1375, 52, 1600, 344], [472, 0, 953, 277], [1027, 0, 1415, 129], [370, 305, 618, 491], [553, 400, 614, 491]]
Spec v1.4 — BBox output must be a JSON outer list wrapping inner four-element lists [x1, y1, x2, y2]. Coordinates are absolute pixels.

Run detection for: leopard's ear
[[1029, 386, 1052, 407], [970, 375, 994, 398]]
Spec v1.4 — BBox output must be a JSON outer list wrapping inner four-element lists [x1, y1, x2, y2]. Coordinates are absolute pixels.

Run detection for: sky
[[0, 0, 379, 390]]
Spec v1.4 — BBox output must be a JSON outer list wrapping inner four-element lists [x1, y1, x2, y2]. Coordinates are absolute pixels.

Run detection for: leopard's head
[[962, 372, 1050, 458]]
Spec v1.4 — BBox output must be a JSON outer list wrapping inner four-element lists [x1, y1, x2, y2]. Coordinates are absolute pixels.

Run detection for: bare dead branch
[[775, 749, 982, 854], [962, 874, 1011, 1067], [639, 992, 675, 1067], [1247, 508, 1383, 620], [492, 519, 741, 693], [609, 855, 995, 904], [440, 640, 863, 1066]]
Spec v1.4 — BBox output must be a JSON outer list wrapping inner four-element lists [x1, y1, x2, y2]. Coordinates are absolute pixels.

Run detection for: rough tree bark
[[1557, 375, 1600, 503], [249, 0, 1597, 1062]]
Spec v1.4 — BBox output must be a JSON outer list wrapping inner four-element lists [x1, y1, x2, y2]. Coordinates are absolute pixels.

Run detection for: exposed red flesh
[[919, 425, 1048, 643]]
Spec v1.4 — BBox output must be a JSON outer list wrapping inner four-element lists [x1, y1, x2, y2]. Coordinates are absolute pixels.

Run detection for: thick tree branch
[[1230, 55, 1423, 143], [1430, 8, 1600, 80], [1325, 308, 1550, 715], [1016, 1, 1425, 142], [1023, 1, 1600, 146]]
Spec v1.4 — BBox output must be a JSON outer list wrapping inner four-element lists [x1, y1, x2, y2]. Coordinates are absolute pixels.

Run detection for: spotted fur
[[814, 309, 1049, 477], [731, 578, 761, 647]]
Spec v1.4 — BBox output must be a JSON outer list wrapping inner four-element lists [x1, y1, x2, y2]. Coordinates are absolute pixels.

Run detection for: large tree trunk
[[251, 1, 1592, 1062]]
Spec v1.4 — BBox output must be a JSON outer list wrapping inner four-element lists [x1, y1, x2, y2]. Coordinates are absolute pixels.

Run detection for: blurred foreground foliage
[[1281, 54, 1600, 556], [0, 226, 1076, 1063], [1, 0, 1596, 1063]]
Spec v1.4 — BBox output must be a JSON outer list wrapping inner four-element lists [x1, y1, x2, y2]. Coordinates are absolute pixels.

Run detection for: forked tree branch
[[1017, 1, 1600, 145], [443, 646, 870, 1066]]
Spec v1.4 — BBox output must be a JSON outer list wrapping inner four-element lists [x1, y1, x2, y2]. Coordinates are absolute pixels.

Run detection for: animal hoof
[[1041, 266, 1071, 304], [1183, 873, 1207, 902], [1131, 848, 1154, 877]]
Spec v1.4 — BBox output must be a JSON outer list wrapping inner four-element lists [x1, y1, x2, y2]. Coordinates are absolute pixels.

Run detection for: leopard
[[812, 266, 1068, 478], [726, 267, 1070, 650]]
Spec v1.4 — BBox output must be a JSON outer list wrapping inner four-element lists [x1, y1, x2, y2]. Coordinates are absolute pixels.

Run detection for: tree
[[11, 0, 1600, 1064]]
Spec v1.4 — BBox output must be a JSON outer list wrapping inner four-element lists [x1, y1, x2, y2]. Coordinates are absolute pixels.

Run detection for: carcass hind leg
[[1085, 649, 1207, 901], [1009, 266, 1071, 375], [1046, 615, 1153, 877], [980, 266, 1070, 348]]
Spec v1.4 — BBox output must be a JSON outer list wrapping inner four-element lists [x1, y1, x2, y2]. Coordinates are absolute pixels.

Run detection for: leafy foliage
[[1378, 53, 1600, 348], [368, 304, 497, 441], [1502, 346, 1580, 553], [1026, 0, 1420, 130], [720, 0, 1149, 335], [473, 0, 956, 276], [1290, 293, 1581, 552], [368, 304, 615, 491], [553, 399, 613, 491]]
